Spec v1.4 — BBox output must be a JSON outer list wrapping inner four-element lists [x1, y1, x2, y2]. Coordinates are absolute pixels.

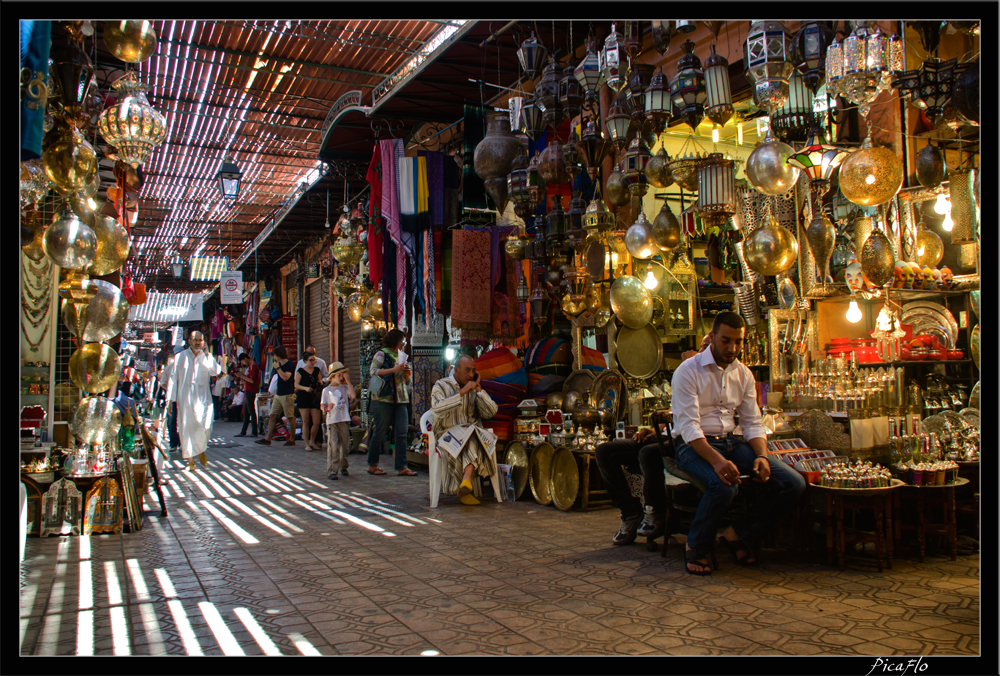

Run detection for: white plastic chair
[[419, 410, 444, 508]]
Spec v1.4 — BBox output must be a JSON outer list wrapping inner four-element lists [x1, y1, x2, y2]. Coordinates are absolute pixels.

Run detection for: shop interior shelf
[[891, 359, 974, 367]]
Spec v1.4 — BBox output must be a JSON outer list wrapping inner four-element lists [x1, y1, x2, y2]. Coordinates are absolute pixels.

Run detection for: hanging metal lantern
[[652, 201, 682, 250], [559, 64, 583, 123], [605, 167, 630, 208], [529, 269, 551, 329], [704, 45, 733, 127], [860, 227, 896, 288], [44, 208, 97, 269], [103, 20, 158, 63], [949, 167, 977, 245], [805, 210, 837, 286], [96, 72, 167, 168], [838, 136, 904, 208], [789, 21, 834, 93], [537, 141, 570, 185], [915, 142, 946, 189], [952, 59, 979, 125], [527, 154, 546, 207], [626, 63, 656, 119], [623, 21, 642, 61], [909, 59, 958, 126], [565, 192, 588, 252], [521, 97, 543, 142], [644, 68, 672, 135], [507, 152, 532, 220], [744, 210, 799, 276], [771, 70, 820, 143], [786, 127, 851, 202], [743, 20, 793, 114], [675, 21, 696, 34], [43, 124, 97, 195], [914, 225, 944, 268], [577, 119, 611, 182], [906, 21, 945, 56], [651, 21, 671, 55], [536, 57, 563, 129], [49, 22, 95, 120], [509, 96, 526, 135], [604, 102, 631, 150], [746, 130, 800, 196], [600, 23, 626, 92], [582, 188, 615, 238], [697, 153, 737, 230], [625, 211, 656, 260], [516, 274, 530, 303], [546, 195, 567, 246], [826, 23, 900, 119], [517, 32, 549, 81], [574, 36, 604, 101], [669, 40, 707, 131], [645, 147, 673, 189], [622, 138, 651, 198]]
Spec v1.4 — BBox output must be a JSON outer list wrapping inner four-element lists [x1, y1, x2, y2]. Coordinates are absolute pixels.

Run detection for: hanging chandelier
[[825, 22, 903, 119], [893, 58, 960, 127], [670, 39, 707, 131], [96, 72, 167, 168]]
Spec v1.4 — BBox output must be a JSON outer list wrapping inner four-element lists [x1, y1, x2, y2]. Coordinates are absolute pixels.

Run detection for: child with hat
[[321, 362, 356, 480]]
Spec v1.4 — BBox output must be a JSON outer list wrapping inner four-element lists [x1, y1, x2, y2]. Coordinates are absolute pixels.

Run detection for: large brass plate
[[69, 343, 122, 394], [590, 369, 626, 422], [549, 447, 580, 512], [62, 279, 130, 342], [68, 396, 123, 445], [503, 441, 530, 500], [615, 324, 663, 379], [528, 442, 555, 506]]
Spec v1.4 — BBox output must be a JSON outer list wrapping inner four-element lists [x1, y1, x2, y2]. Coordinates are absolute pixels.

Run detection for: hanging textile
[[443, 158, 461, 227], [515, 259, 532, 350], [366, 144, 383, 286], [423, 228, 435, 330], [434, 231, 443, 312], [450, 229, 492, 334], [461, 104, 489, 210], [426, 151, 445, 227], [382, 235, 396, 323], [19, 21, 50, 160], [380, 140, 401, 245], [400, 156, 430, 234], [441, 232, 453, 314], [491, 235, 520, 343]]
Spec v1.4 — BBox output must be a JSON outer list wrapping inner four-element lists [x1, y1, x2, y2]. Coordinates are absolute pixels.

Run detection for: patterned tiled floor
[[20, 421, 982, 657]]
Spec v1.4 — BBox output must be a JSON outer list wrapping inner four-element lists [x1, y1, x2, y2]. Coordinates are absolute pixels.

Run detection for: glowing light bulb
[[846, 299, 862, 323], [934, 193, 950, 214], [445, 347, 455, 361], [942, 212, 953, 232], [737, 122, 744, 146], [644, 269, 658, 290], [712, 127, 720, 144], [865, 174, 876, 185], [87, 197, 98, 210]]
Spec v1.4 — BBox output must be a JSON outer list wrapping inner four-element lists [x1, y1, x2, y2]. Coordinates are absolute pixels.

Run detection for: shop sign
[[281, 314, 298, 363], [221, 271, 243, 304]]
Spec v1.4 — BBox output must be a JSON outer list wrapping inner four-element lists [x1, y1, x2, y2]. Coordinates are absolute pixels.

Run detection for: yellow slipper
[[457, 479, 473, 497], [459, 493, 481, 506], [198, 452, 208, 466]]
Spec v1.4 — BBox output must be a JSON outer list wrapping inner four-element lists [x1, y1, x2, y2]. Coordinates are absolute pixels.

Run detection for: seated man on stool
[[671, 311, 805, 575], [430, 354, 500, 505], [595, 334, 712, 546]]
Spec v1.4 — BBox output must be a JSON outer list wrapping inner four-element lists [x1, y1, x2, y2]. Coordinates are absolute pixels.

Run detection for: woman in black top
[[295, 354, 323, 452]]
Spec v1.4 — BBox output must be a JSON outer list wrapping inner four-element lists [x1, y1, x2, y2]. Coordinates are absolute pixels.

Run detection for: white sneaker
[[636, 504, 663, 538]]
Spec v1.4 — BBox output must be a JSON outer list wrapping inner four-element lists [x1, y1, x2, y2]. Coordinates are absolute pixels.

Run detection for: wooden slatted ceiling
[[87, 20, 442, 295]]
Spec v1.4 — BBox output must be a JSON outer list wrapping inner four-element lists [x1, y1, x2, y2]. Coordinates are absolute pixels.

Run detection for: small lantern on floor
[[600, 23, 626, 92], [517, 32, 549, 81], [697, 153, 737, 231], [743, 20, 793, 114], [790, 21, 835, 93], [574, 35, 604, 102], [670, 39, 707, 131], [644, 67, 672, 135], [622, 137, 651, 198], [704, 45, 734, 127]]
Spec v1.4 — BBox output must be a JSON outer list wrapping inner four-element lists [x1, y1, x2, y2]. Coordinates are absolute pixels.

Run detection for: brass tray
[[615, 324, 663, 379], [503, 441, 530, 500], [812, 478, 905, 495], [549, 446, 580, 512], [590, 369, 626, 422], [563, 369, 598, 405], [528, 442, 555, 506]]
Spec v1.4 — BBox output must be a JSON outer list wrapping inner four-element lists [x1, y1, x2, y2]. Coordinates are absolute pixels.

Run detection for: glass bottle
[[900, 421, 911, 463], [911, 417, 922, 461]]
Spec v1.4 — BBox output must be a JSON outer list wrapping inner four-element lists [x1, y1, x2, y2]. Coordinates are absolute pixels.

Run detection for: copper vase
[[474, 112, 521, 184]]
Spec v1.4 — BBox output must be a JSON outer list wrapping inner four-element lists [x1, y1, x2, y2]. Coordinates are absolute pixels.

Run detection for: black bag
[[372, 351, 396, 400]]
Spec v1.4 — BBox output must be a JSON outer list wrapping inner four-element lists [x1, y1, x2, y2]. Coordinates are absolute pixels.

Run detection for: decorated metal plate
[[563, 369, 598, 405], [902, 301, 958, 345], [615, 324, 663, 379], [503, 441, 530, 500], [69, 396, 123, 445], [905, 317, 953, 349], [528, 442, 556, 506], [549, 446, 580, 512], [920, 415, 946, 438], [941, 410, 971, 431], [590, 369, 626, 423], [969, 381, 979, 410], [959, 408, 980, 431]]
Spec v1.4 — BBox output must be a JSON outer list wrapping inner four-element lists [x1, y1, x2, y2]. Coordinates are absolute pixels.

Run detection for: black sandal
[[684, 549, 714, 576], [718, 536, 760, 567]]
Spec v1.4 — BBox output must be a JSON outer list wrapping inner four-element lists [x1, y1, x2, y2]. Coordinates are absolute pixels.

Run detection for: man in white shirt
[[671, 312, 805, 575]]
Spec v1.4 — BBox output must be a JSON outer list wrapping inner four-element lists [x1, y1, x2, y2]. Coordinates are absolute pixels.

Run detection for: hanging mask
[[908, 262, 923, 289], [845, 261, 865, 294], [892, 260, 908, 288], [898, 262, 915, 289], [930, 268, 943, 290], [939, 266, 953, 289]]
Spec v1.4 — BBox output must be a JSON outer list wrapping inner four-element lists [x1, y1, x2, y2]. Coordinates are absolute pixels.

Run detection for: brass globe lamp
[[838, 137, 904, 208], [743, 210, 799, 276], [103, 21, 158, 63], [915, 227, 944, 268]]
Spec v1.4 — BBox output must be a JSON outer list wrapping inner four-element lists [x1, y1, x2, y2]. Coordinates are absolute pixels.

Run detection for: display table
[[895, 477, 969, 562], [812, 481, 903, 572]]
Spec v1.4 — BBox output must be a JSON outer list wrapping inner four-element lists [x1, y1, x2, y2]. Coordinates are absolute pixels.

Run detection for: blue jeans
[[675, 435, 806, 557], [368, 400, 409, 470]]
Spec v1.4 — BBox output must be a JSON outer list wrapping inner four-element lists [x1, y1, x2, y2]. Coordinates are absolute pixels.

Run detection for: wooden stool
[[572, 450, 613, 512], [813, 483, 901, 572], [895, 477, 969, 562]]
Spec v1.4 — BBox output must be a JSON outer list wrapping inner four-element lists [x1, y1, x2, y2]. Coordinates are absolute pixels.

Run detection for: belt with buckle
[[704, 433, 738, 441]]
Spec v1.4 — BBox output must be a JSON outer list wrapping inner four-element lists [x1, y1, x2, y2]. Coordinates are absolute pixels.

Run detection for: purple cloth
[[426, 151, 445, 227]]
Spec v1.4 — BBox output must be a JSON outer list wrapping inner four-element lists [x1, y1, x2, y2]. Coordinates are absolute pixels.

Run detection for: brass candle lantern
[[622, 138, 651, 198], [600, 23, 626, 92], [697, 153, 738, 231], [704, 45, 734, 127], [670, 39, 707, 131]]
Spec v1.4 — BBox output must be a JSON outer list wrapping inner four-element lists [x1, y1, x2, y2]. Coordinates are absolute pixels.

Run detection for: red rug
[[450, 230, 492, 333]]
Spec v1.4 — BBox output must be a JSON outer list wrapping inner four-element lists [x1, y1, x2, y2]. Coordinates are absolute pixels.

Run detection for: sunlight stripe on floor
[[138, 603, 166, 655], [233, 608, 281, 655], [224, 498, 292, 537], [77, 609, 94, 655], [167, 599, 204, 656], [244, 499, 304, 533], [104, 561, 123, 606], [250, 468, 298, 491], [286, 631, 322, 656], [198, 602, 245, 656], [200, 500, 260, 544], [78, 560, 93, 609], [310, 493, 415, 528], [279, 470, 328, 488], [217, 470, 256, 496], [110, 606, 130, 655], [127, 559, 151, 602], [280, 495, 345, 524]]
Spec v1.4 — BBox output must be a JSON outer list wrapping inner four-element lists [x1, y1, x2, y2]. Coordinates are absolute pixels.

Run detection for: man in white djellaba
[[166, 331, 223, 471]]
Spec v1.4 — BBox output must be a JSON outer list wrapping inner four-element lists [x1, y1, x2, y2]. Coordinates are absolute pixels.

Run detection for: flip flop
[[719, 536, 760, 567], [397, 468, 418, 476], [367, 467, 387, 475]]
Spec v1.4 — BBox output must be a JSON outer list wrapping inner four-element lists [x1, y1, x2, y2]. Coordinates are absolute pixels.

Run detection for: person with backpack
[[366, 329, 417, 476]]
